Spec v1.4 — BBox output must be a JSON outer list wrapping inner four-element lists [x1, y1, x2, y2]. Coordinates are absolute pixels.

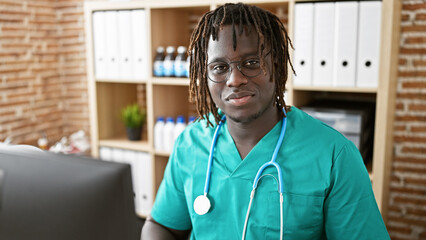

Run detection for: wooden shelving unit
[[84, 0, 400, 221]]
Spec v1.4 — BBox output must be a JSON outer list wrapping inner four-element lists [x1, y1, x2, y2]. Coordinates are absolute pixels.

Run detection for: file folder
[[136, 151, 152, 216], [123, 150, 140, 213], [105, 11, 120, 79], [356, 1, 382, 88], [99, 146, 113, 161], [92, 11, 107, 79], [111, 147, 124, 162], [117, 11, 134, 80], [132, 10, 149, 80], [293, 3, 314, 86], [333, 1, 359, 87], [313, 2, 335, 86]]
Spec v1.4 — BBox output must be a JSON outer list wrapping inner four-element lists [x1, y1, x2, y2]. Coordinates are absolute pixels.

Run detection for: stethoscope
[[193, 109, 287, 240]]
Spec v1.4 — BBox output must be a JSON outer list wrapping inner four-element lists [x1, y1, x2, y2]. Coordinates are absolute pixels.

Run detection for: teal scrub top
[[151, 107, 390, 239]]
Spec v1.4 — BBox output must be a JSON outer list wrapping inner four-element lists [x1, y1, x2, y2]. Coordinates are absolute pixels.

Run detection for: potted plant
[[120, 103, 146, 141]]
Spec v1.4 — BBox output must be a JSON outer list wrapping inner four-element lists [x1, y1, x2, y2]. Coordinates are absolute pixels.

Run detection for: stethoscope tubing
[[198, 109, 287, 239], [252, 116, 286, 192], [203, 115, 227, 195]]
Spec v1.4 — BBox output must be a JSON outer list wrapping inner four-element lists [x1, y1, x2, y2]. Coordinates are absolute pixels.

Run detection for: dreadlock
[[188, 3, 295, 127]]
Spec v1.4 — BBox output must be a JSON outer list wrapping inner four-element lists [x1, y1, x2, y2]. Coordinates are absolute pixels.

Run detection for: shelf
[[85, 0, 400, 221], [152, 77, 189, 86], [154, 150, 171, 157], [96, 78, 148, 84], [292, 85, 377, 94], [99, 138, 150, 152]]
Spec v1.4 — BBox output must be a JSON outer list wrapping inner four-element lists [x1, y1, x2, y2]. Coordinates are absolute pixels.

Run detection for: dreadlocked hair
[[188, 3, 295, 127]]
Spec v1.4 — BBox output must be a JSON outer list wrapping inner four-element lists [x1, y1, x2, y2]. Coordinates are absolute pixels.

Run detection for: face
[[207, 25, 276, 124]]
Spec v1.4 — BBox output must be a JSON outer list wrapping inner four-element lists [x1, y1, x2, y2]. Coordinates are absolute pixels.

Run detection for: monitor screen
[[0, 146, 139, 240]]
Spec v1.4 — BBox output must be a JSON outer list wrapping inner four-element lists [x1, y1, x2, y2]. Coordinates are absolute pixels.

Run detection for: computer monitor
[[0, 146, 139, 240]]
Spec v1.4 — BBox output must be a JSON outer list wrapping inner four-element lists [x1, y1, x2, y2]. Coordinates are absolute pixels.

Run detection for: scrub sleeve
[[324, 143, 390, 239], [150, 141, 192, 230]]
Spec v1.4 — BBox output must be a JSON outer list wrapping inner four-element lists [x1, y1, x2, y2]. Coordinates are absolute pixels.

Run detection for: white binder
[[293, 3, 314, 86], [117, 11, 134, 80], [122, 150, 140, 213], [333, 1, 359, 87], [111, 147, 124, 162], [131, 10, 149, 80], [105, 11, 120, 79], [99, 146, 113, 161], [135, 151, 152, 216], [356, 1, 382, 88], [92, 11, 107, 79], [313, 2, 335, 86]]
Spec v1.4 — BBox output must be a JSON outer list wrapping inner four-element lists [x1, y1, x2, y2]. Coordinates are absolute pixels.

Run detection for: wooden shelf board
[[95, 78, 148, 84], [152, 77, 190, 86], [99, 138, 150, 152], [154, 150, 171, 157]]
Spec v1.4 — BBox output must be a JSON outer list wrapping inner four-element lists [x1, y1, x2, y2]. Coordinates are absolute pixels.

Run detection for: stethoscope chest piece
[[194, 194, 211, 215]]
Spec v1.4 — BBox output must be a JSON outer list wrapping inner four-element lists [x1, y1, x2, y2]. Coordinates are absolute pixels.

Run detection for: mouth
[[225, 92, 254, 107]]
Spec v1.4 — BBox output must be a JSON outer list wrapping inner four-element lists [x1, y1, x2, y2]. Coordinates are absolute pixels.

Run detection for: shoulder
[[286, 106, 361, 166], [176, 117, 216, 145]]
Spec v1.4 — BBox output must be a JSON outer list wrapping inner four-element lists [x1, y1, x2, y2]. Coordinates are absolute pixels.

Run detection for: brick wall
[[0, 0, 88, 146], [1, 0, 426, 238], [387, 0, 426, 239]]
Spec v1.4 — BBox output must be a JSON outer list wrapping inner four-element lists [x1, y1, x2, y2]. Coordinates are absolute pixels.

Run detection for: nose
[[226, 64, 248, 87]]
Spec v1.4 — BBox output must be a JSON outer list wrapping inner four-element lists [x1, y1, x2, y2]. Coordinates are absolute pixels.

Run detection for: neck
[[226, 107, 281, 159]]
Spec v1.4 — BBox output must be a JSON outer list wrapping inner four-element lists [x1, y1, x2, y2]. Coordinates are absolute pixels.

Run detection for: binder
[[111, 147, 124, 162], [117, 11, 134, 80], [99, 146, 113, 161], [105, 11, 120, 79], [92, 11, 107, 79], [135, 151, 152, 216], [131, 10, 149, 80], [123, 150, 140, 213], [356, 1, 382, 88], [312, 2, 335, 86], [333, 1, 359, 87], [293, 3, 314, 86]]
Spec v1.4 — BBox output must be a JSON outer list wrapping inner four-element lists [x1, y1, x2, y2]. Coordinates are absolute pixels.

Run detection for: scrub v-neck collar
[[216, 118, 284, 179]]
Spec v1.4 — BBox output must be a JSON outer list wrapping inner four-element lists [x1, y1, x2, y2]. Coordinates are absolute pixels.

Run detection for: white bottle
[[154, 116, 165, 151], [173, 115, 187, 141], [153, 46, 165, 77], [188, 116, 196, 125], [163, 46, 175, 77], [174, 46, 187, 77], [163, 117, 175, 152]]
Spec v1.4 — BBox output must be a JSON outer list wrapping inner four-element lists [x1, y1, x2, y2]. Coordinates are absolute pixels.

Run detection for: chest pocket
[[245, 177, 324, 240], [283, 193, 324, 239]]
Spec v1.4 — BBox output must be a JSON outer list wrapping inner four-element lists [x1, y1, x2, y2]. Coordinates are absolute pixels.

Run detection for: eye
[[242, 58, 260, 69], [209, 62, 229, 74]]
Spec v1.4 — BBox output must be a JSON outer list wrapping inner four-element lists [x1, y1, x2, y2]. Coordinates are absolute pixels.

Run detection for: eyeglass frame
[[206, 50, 272, 83]]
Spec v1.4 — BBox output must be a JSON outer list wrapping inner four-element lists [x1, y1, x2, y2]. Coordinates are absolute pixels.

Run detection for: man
[[142, 3, 389, 239]]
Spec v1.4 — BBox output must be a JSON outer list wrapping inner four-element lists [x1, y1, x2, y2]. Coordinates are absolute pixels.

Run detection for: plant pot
[[126, 127, 142, 141]]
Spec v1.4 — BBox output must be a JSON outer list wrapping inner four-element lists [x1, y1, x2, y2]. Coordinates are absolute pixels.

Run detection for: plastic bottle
[[185, 55, 190, 78], [174, 46, 187, 77], [173, 115, 187, 141], [154, 116, 165, 151], [153, 46, 165, 77], [163, 46, 175, 77], [163, 117, 175, 152], [188, 116, 196, 125]]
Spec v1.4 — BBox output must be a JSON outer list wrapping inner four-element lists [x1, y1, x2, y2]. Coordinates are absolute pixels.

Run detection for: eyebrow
[[207, 51, 262, 63]]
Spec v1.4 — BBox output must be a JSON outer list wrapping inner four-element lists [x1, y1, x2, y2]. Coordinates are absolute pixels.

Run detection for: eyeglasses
[[207, 51, 271, 83]]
